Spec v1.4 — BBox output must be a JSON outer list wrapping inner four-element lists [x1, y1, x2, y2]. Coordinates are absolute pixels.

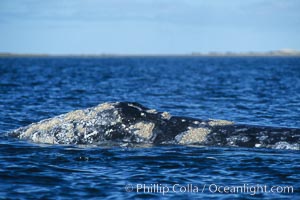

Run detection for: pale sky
[[0, 0, 300, 54]]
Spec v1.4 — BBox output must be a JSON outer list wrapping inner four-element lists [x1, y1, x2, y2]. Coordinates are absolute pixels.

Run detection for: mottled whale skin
[[9, 102, 300, 150]]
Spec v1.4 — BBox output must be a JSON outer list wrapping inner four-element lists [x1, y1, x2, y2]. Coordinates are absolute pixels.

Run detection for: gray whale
[[9, 102, 300, 150]]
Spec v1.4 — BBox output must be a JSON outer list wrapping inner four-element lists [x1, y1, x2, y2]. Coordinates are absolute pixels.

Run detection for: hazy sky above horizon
[[1, 0, 300, 54]]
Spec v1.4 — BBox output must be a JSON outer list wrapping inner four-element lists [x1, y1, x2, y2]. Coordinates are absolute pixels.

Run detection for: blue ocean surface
[[0, 56, 299, 199]]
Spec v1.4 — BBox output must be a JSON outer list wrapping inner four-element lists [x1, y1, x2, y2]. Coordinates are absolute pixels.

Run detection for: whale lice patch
[[208, 119, 234, 126], [129, 122, 155, 140], [161, 112, 171, 120], [20, 118, 61, 139], [64, 110, 86, 121], [176, 127, 211, 144], [94, 102, 115, 112]]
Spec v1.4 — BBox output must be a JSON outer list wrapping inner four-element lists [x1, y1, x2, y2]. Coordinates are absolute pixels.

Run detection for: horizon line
[[1, 49, 300, 58]]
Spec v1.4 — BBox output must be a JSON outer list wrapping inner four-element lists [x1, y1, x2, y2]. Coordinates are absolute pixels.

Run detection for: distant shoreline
[[1, 51, 300, 58]]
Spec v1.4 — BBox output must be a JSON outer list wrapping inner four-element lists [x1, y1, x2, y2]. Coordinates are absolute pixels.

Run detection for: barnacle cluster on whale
[[9, 102, 300, 150]]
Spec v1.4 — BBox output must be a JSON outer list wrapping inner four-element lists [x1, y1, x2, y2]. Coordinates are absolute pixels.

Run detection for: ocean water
[[0, 56, 299, 199]]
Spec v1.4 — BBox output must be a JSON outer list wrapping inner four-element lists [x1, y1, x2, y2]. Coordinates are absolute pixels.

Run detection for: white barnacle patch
[[146, 109, 157, 114], [31, 132, 56, 144], [208, 119, 234, 126], [128, 103, 143, 111], [175, 127, 211, 144], [113, 110, 119, 115], [255, 144, 262, 148], [112, 110, 122, 124], [272, 142, 299, 150], [129, 122, 155, 140], [62, 123, 75, 138], [161, 112, 171, 120], [84, 131, 97, 139]]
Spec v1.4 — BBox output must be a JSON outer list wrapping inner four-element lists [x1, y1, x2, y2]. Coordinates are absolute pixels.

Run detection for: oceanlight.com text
[[124, 183, 294, 196]]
